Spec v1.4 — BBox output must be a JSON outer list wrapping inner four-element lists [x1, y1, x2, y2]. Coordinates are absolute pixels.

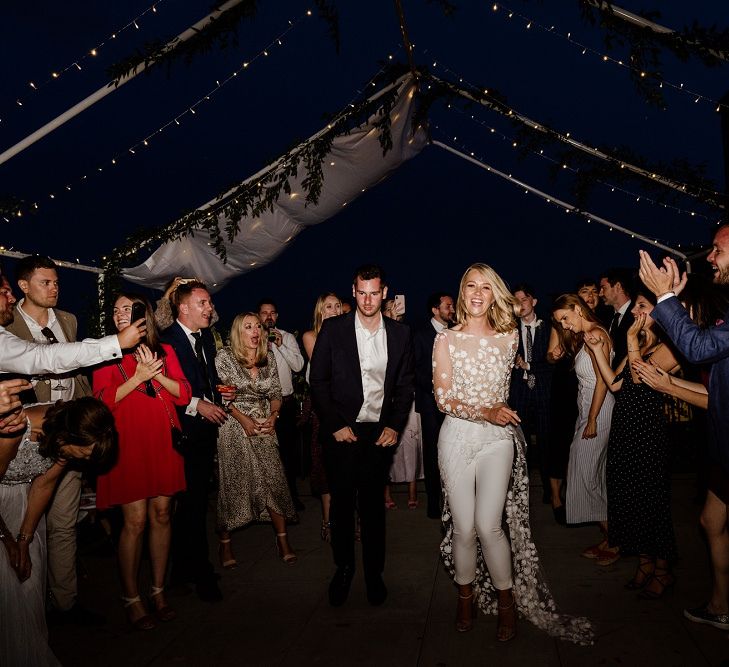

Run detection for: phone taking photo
[[394, 294, 406, 316], [131, 301, 146, 324]]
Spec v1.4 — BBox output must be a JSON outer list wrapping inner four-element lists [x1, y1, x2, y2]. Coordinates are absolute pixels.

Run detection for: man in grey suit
[[5, 255, 101, 626], [639, 227, 729, 632]]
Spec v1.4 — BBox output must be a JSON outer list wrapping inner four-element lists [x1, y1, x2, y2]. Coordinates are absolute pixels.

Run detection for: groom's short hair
[[352, 264, 386, 286]]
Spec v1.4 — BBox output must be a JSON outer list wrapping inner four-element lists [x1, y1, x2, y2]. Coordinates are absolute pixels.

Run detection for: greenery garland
[[576, 1, 729, 107]]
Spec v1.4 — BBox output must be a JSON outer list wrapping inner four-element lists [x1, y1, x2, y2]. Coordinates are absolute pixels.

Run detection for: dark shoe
[[328, 566, 355, 607], [121, 596, 155, 632], [365, 574, 387, 606], [48, 602, 106, 627], [496, 599, 517, 642], [684, 604, 729, 630], [624, 560, 654, 590], [195, 579, 223, 603], [552, 506, 566, 525], [638, 568, 675, 600]]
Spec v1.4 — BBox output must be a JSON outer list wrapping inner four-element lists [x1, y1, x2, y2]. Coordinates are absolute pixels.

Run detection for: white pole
[[0, 249, 103, 274], [0, 0, 245, 167]]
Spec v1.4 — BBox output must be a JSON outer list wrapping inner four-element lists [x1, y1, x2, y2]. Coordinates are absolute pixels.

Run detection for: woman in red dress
[[93, 293, 191, 630]]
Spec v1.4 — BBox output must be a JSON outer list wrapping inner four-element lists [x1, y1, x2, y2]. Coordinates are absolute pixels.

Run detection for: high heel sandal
[[455, 592, 476, 633], [320, 521, 332, 543], [638, 567, 675, 600], [150, 586, 177, 622], [121, 595, 156, 631], [276, 532, 298, 565], [624, 560, 654, 590], [496, 599, 517, 642], [218, 538, 238, 569], [407, 499, 418, 510]]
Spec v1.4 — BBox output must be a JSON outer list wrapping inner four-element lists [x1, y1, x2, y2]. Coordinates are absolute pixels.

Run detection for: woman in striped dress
[[552, 294, 616, 563]]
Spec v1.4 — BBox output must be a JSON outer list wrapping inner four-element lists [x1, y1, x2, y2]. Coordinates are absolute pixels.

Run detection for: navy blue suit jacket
[[509, 320, 553, 410], [652, 296, 729, 472], [161, 322, 221, 434], [309, 312, 415, 437]]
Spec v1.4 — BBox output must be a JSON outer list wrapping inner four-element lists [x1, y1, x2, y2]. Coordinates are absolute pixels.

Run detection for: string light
[[430, 128, 691, 255], [419, 53, 726, 206], [490, 2, 728, 114], [4, 1, 166, 120], [443, 103, 721, 224], [26, 11, 312, 213]]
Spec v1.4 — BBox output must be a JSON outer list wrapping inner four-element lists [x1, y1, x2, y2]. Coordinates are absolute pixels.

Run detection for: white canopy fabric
[[123, 75, 428, 292]]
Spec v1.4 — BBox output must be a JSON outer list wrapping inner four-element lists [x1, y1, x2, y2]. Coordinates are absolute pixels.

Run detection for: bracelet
[[627, 348, 640, 352], [16, 532, 33, 544]]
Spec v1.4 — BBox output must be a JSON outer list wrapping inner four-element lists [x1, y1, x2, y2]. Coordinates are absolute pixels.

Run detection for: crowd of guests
[[2, 225, 729, 662]]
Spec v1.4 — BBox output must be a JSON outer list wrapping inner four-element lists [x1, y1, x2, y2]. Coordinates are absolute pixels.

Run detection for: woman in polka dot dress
[[584, 287, 680, 599]]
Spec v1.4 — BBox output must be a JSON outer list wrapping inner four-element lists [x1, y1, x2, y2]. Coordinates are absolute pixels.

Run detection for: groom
[[310, 264, 414, 607]]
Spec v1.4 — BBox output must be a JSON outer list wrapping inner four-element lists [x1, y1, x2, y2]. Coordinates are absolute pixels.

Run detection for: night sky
[[1, 1, 727, 336]]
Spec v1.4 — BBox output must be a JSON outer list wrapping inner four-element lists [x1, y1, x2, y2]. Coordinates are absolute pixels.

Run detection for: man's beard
[[0, 308, 14, 326], [716, 266, 729, 286]]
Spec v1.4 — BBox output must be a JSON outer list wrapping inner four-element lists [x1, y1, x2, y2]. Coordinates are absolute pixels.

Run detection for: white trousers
[[440, 419, 514, 589]]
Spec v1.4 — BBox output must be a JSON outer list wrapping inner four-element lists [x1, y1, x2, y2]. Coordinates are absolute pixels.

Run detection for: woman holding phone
[[214, 313, 297, 569], [93, 293, 191, 630]]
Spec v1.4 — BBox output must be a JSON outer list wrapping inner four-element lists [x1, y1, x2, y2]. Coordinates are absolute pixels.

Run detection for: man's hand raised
[[117, 319, 147, 350]]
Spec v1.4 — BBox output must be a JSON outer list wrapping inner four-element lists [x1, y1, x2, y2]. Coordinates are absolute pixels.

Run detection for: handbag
[[117, 360, 186, 451]]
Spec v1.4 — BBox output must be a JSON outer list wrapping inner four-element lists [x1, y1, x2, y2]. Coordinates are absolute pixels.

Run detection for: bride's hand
[[484, 403, 520, 427]]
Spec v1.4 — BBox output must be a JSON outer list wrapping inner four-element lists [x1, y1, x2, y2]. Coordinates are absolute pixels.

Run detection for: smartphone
[[394, 294, 406, 316], [131, 301, 146, 324]]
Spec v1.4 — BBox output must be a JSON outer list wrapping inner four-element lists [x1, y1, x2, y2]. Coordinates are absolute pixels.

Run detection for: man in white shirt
[[4, 256, 100, 625], [258, 299, 305, 510], [310, 264, 414, 608], [599, 268, 635, 368]]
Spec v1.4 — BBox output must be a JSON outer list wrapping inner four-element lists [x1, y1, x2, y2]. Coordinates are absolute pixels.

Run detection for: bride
[[433, 263, 592, 644], [0, 397, 117, 666]]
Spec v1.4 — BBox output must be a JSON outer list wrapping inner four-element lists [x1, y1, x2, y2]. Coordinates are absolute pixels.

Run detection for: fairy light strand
[[8, 1, 167, 119], [490, 2, 727, 113], [430, 127, 691, 255], [421, 54, 726, 205], [24, 11, 310, 214], [443, 102, 721, 224]]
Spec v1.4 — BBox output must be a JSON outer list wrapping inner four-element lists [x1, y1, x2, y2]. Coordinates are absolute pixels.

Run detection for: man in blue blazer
[[162, 281, 228, 602], [639, 229, 729, 631], [310, 264, 415, 608]]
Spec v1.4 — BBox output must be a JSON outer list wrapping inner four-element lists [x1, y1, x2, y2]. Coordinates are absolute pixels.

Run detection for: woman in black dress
[[584, 287, 680, 598]]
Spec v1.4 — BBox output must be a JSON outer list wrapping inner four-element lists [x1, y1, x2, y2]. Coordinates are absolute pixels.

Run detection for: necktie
[[609, 312, 620, 340], [191, 331, 213, 400], [40, 327, 59, 344], [526, 325, 536, 390]]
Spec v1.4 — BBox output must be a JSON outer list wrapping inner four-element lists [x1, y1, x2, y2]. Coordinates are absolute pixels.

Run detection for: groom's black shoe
[[365, 573, 387, 606], [328, 566, 355, 607]]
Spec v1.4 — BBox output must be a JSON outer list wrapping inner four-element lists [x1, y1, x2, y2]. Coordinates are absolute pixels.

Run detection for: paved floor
[[50, 476, 729, 666]]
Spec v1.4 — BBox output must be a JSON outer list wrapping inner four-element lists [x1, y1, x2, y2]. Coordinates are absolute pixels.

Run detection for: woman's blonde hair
[[312, 292, 341, 336], [455, 263, 518, 333], [230, 312, 268, 367]]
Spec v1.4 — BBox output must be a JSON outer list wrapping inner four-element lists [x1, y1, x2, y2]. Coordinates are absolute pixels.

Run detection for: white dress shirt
[[355, 313, 388, 423], [0, 326, 121, 374], [16, 299, 75, 401], [271, 328, 304, 397], [430, 317, 447, 333], [615, 300, 631, 325]]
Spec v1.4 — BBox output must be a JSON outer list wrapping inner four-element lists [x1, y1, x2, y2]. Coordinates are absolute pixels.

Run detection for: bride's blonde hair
[[455, 263, 518, 333]]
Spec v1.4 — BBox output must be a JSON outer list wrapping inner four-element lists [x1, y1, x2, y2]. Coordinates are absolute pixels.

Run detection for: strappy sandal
[[638, 568, 675, 600], [496, 599, 517, 642], [276, 532, 298, 565], [384, 499, 398, 510], [407, 499, 419, 510], [625, 560, 654, 590], [121, 595, 156, 631], [218, 538, 238, 569], [455, 592, 476, 633], [595, 547, 621, 566], [581, 539, 608, 559], [150, 586, 177, 622]]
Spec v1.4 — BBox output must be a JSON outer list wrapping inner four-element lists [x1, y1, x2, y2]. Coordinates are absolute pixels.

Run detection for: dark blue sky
[[1, 1, 727, 335]]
